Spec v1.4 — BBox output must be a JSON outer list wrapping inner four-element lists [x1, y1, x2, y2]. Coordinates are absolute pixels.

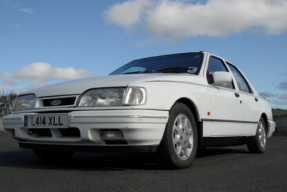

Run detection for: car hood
[[22, 74, 204, 97]]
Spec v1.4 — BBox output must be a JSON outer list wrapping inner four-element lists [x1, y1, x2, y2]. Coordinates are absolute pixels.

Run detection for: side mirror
[[212, 71, 232, 84]]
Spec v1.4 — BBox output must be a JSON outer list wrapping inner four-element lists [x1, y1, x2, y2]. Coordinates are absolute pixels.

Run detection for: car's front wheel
[[156, 102, 198, 169], [33, 150, 74, 162], [247, 117, 267, 153]]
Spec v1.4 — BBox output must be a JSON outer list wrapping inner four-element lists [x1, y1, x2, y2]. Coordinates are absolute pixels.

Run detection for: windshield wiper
[[122, 71, 150, 74], [153, 67, 187, 73]]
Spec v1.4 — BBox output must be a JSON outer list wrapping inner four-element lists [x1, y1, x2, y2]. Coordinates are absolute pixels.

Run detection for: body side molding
[[202, 118, 258, 124]]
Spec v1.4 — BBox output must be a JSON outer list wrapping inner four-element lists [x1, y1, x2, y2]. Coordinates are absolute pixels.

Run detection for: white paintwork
[[3, 51, 276, 148], [212, 72, 232, 84], [209, 86, 243, 136], [224, 62, 262, 136], [267, 120, 276, 138], [239, 93, 261, 136], [4, 110, 168, 145], [206, 54, 243, 136]]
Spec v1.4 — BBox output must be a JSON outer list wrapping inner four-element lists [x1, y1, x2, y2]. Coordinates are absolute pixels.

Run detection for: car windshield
[[109, 52, 204, 75]]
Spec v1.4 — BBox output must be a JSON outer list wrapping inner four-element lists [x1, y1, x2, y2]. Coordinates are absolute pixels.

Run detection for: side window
[[208, 57, 234, 89], [227, 64, 252, 93]]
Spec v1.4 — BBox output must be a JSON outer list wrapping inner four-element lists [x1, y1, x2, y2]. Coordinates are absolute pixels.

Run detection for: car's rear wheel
[[156, 102, 198, 169], [247, 117, 267, 153], [33, 150, 74, 161]]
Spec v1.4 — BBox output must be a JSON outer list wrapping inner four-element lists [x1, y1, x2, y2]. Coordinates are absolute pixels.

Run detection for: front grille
[[43, 97, 76, 107], [26, 128, 80, 138]]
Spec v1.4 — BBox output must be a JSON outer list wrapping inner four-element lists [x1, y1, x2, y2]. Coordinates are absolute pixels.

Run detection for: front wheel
[[156, 102, 198, 169], [247, 117, 267, 153]]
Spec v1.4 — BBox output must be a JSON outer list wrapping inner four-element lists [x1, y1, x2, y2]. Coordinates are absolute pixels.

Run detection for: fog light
[[100, 130, 124, 141], [28, 129, 34, 135]]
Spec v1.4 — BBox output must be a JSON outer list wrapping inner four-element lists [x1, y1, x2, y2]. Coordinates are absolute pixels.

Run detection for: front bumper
[[19, 143, 158, 153], [3, 110, 169, 148], [267, 120, 276, 138]]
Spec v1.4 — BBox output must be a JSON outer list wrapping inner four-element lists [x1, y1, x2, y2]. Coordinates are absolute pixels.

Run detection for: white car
[[3, 51, 276, 168]]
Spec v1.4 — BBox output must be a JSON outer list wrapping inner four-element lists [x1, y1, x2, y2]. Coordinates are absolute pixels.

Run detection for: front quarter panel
[[129, 76, 211, 121]]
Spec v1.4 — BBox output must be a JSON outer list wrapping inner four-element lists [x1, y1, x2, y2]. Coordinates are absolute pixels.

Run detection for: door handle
[[255, 98, 258, 102], [235, 93, 240, 97]]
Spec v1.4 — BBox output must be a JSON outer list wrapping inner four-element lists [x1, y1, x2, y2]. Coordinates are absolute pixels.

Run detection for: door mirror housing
[[212, 71, 232, 84]]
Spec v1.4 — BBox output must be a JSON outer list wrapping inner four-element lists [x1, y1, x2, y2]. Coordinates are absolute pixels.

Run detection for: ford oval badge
[[50, 100, 61, 106]]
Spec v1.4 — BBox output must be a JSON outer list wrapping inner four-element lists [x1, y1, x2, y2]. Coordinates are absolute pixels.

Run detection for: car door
[[207, 56, 243, 136], [227, 63, 261, 136]]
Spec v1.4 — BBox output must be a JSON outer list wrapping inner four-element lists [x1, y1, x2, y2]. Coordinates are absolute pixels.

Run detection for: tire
[[247, 117, 267, 153], [156, 102, 198, 169], [33, 150, 74, 162]]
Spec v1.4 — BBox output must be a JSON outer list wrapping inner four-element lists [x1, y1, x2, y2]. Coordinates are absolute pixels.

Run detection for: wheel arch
[[173, 98, 203, 149], [174, 98, 200, 121], [261, 113, 269, 134]]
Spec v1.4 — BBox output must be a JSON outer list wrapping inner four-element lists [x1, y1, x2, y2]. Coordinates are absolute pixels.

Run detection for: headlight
[[123, 87, 146, 105], [78, 87, 147, 107], [78, 88, 126, 107], [12, 94, 36, 112]]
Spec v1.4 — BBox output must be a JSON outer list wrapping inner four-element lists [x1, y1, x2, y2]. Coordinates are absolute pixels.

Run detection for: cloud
[[19, 8, 34, 14], [0, 62, 93, 89], [105, 0, 153, 27], [279, 82, 287, 90], [135, 37, 162, 47], [271, 100, 287, 106], [3, 0, 21, 7], [105, 0, 287, 44], [9, 24, 21, 29], [3, 1, 34, 15], [280, 94, 287, 99], [277, 66, 287, 90], [259, 92, 278, 98]]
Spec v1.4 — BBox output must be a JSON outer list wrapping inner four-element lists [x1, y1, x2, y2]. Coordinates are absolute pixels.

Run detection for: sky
[[0, 0, 287, 109]]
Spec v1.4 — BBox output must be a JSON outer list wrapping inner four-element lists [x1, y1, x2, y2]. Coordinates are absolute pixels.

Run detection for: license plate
[[24, 114, 68, 128]]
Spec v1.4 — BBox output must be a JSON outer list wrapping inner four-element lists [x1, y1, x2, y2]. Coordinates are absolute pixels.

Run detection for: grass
[[273, 109, 287, 116]]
